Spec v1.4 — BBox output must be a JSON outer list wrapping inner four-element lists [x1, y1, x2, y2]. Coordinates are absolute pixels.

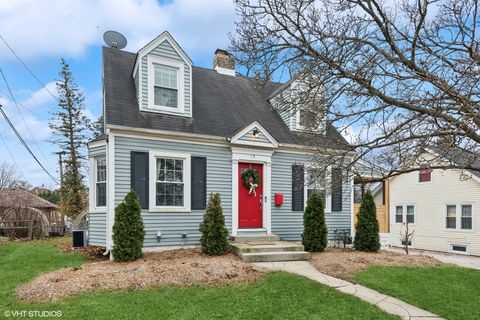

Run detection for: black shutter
[[331, 167, 343, 212], [292, 164, 304, 211], [191, 156, 207, 210], [131, 151, 149, 209]]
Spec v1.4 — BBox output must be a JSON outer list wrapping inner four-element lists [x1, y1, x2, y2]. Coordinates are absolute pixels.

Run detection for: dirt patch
[[16, 249, 264, 302], [58, 242, 108, 261], [311, 248, 444, 282]]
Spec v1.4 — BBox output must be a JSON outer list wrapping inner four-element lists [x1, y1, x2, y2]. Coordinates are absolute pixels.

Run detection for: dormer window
[[147, 56, 185, 114], [419, 163, 432, 183], [154, 64, 178, 108]]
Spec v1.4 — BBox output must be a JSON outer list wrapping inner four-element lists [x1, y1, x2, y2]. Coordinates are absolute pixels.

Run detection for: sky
[[0, 0, 237, 188]]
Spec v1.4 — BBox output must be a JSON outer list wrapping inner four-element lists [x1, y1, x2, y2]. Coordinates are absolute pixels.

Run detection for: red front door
[[238, 163, 263, 228]]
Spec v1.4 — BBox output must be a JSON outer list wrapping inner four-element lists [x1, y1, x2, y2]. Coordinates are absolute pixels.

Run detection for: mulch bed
[[16, 249, 264, 302], [311, 248, 444, 282], [58, 242, 108, 261]]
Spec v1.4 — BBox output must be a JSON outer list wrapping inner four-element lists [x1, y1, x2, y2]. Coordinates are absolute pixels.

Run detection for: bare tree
[[400, 222, 415, 254], [0, 161, 29, 190], [231, 0, 480, 179]]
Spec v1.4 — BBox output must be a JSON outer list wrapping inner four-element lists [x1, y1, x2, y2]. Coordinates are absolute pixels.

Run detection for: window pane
[[446, 205, 456, 217], [154, 65, 178, 89], [96, 159, 106, 182], [155, 157, 185, 207], [96, 182, 106, 207], [406, 206, 415, 224], [395, 206, 403, 223], [461, 205, 472, 229], [462, 205, 472, 217], [154, 87, 178, 108], [461, 217, 472, 230]]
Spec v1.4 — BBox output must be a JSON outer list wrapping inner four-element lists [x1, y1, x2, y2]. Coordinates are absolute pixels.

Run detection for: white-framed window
[[147, 56, 184, 114], [95, 157, 107, 208], [449, 242, 470, 254], [394, 205, 415, 224], [149, 150, 191, 212], [304, 166, 331, 213], [445, 204, 474, 231]]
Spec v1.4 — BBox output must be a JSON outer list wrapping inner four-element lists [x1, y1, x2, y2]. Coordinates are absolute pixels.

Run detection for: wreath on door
[[241, 169, 260, 196]]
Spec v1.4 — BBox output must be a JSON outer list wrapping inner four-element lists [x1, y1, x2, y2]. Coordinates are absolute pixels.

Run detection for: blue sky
[[0, 0, 237, 188]]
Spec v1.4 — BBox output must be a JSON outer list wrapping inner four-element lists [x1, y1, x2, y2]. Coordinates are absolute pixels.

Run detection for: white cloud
[[0, 0, 235, 61], [14, 115, 52, 141], [20, 81, 57, 109]]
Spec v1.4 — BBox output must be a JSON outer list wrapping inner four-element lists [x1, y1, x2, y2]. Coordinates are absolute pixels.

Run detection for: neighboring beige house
[[389, 148, 480, 256]]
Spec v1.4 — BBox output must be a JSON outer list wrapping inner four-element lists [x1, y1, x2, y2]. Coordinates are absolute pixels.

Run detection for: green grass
[[0, 238, 398, 320], [356, 265, 480, 320]]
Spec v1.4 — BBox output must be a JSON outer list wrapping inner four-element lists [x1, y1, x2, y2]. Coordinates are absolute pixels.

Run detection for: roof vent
[[213, 49, 235, 76]]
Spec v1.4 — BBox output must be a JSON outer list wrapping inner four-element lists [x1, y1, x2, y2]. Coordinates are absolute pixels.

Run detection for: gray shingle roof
[[103, 47, 349, 149], [429, 145, 480, 179]]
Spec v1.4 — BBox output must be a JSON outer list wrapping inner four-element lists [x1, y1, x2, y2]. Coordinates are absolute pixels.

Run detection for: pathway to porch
[[253, 261, 444, 320]]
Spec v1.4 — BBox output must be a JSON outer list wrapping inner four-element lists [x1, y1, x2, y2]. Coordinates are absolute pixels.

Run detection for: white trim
[[230, 121, 279, 148], [89, 157, 107, 213], [88, 139, 106, 149], [303, 164, 332, 214], [448, 242, 470, 255], [391, 204, 416, 226], [443, 203, 475, 232], [148, 150, 191, 212], [106, 125, 356, 156], [106, 129, 115, 250], [146, 56, 185, 114], [350, 171, 355, 237], [231, 148, 272, 236]]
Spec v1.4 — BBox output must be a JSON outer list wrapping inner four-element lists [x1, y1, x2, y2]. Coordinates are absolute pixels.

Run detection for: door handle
[[260, 194, 262, 209]]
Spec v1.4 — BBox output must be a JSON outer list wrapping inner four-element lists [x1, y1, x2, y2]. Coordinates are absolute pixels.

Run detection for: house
[[87, 31, 354, 251], [388, 147, 480, 256]]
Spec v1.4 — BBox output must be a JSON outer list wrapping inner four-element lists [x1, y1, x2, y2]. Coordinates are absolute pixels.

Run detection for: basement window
[[450, 243, 469, 254]]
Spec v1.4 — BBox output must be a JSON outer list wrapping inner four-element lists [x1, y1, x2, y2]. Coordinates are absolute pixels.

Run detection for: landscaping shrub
[[112, 191, 145, 261], [353, 190, 380, 252], [302, 192, 328, 252], [199, 193, 230, 255]]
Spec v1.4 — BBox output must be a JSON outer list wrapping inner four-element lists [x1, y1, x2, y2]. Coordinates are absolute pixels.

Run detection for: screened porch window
[[154, 64, 178, 109]]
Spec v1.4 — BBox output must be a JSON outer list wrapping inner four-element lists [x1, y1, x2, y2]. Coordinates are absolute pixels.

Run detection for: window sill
[[444, 228, 475, 233], [149, 206, 191, 213], [90, 207, 107, 213]]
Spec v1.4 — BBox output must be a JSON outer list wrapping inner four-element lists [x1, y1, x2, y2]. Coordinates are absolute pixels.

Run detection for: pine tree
[[302, 192, 328, 252], [49, 59, 91, 219], [353, 190, 380, 252], [199, 193, 230, 255], [92, 115, 104, 139], [112, 191, 145, 261]]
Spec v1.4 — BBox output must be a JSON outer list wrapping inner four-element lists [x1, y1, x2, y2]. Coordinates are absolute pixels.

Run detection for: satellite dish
[[103, 31, 127, 49]]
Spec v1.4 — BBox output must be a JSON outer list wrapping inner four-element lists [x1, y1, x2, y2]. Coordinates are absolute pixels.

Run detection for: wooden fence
[[354, 204, 389, 233]]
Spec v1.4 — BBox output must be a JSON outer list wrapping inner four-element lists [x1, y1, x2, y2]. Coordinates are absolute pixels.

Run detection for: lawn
[[0, 239, 397, 320], [356, 265, 480, 320]]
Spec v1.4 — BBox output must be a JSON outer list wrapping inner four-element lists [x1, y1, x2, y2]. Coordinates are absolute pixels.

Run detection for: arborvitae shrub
[[302, 192, 328, 252], [199, 193, 230, 255], [112, 191, 145, 261], [353, 190, 380, 252]]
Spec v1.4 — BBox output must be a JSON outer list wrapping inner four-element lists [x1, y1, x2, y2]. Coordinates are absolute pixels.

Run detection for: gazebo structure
[[0, 189, 64, 239]]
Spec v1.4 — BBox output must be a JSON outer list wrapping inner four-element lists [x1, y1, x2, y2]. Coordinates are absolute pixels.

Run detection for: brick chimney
[[213, 49, 235, 76]]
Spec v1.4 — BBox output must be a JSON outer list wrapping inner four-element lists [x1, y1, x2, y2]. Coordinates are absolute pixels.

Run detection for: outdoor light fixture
[[252, 129, 260, 138], [156, 231, 162, 242]]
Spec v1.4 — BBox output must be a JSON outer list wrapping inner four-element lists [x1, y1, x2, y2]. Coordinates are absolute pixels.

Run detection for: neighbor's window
[[461, 205, 473, 230], [155, 158, 184, 207], [446, 205, 457, 229], [95, 158, 107, 207], [154, 64, 178, 108], [395, 206, 403, 223], [418, 163, 432, 183], [406, 205, 415, 224]]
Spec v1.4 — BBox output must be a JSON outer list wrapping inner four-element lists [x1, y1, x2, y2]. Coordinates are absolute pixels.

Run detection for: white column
[[265, 161, 272, 235], [231, 159, 239, 236]]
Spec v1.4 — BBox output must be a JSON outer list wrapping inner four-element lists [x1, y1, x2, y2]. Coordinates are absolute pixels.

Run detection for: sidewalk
[[254, 261, 444, 320]]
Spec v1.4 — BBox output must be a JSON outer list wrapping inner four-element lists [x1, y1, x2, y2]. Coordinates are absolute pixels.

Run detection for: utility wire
[[0, 33, 58, 102], [0, 66, 54, 166], [0, 103, 58, 183], [0, 130, 27, 181]]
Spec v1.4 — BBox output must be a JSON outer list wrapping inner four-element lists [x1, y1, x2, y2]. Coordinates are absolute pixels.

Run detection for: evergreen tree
[[38, 189, 60, 205], [302, 192, 328, 252], [49, 59, 91, 218], [92, 115, 104, 139], [112, 191, 145, 261], [199, 193, 230, 255], [353, 190, 380, 252]]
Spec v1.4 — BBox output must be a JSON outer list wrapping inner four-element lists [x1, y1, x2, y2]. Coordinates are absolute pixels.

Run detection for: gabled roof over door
[[230, 121, 279, 148]]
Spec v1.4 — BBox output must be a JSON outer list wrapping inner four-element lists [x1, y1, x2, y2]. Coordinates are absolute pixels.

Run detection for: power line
[[0, 66, 54, 166], [0, 103, 58, 183], [0, 131, 27, 181], [0, 33, 58, 102]]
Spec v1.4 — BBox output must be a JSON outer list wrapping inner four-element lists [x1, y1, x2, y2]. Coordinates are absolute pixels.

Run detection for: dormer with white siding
[[132, 32, 193, 117]]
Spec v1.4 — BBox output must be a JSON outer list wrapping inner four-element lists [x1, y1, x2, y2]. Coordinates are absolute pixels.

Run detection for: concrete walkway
[[254, 261, 444, 320]]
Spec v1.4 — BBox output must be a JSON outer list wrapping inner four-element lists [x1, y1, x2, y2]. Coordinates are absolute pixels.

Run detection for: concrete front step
[[232, 241, 305, 254], [239, 251, 310, 262], [230, 233, 280, 243]]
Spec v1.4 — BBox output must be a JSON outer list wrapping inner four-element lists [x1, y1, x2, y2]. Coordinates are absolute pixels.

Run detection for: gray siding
[[140, 40, 191, 116], [89, 143, 106, 157], [114, 136, 231, 247], [271, 152, 352, 240], [237, 127, 272, 144], [88, 212, 107, 246]]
